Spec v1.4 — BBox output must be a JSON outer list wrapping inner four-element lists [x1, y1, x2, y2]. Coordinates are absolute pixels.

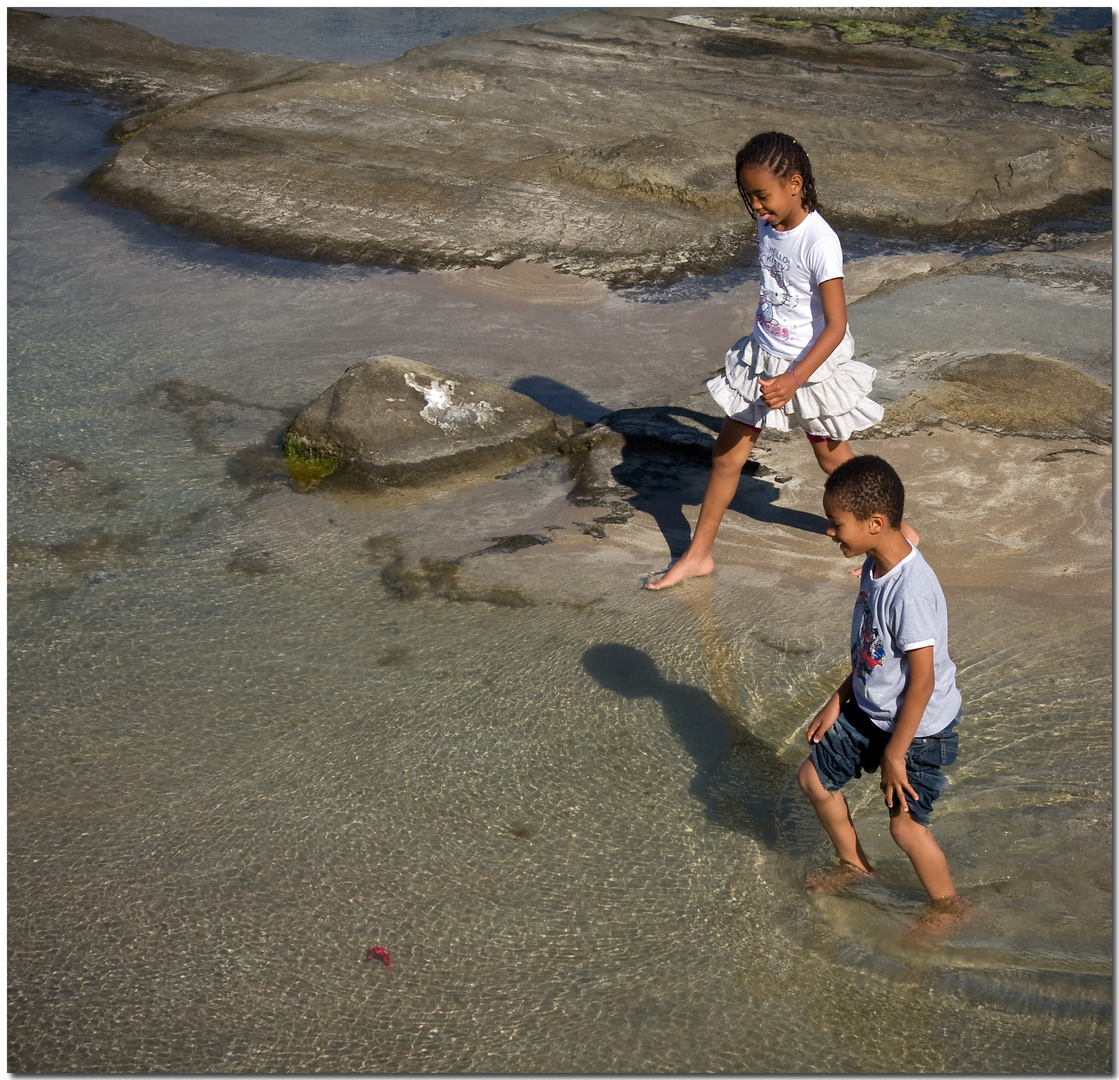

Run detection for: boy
[[798, 455, 968, 921]]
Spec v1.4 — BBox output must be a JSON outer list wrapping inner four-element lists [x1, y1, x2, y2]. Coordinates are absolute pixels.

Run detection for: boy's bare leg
[[888, 808, 956, 902], [893, 811, 975, 940], [797, 759, 873, 893], [808, 437, 920, 553], [647, 419, 759, 590]]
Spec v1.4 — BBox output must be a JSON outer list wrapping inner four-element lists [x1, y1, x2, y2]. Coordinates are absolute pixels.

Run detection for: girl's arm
[[760, 276, 847, 409], [806, 670, 854, 744], [879, 645, 935, 813]]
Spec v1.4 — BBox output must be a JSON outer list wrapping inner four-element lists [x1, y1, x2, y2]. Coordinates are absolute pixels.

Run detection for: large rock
[[284, 355, 569, 487], [881, 353, 1112, 443], [850, 236, 1114, 396], [9, 8, 1110, 284]]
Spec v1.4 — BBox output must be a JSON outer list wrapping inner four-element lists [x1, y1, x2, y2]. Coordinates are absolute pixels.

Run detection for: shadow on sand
[[519, 371, 829, 559], [605, 406, 827, 561], [510, 375, 612, 424]]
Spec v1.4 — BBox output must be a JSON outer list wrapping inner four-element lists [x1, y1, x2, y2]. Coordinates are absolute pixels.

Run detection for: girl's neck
[[773, 205, 809, 232]]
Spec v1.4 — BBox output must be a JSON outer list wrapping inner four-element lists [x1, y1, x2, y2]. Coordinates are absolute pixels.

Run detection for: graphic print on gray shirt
[[851, 546, 962, 737]]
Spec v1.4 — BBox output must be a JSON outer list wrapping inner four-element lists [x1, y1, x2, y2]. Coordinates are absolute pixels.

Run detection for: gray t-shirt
[[851, 546, 961, 737]]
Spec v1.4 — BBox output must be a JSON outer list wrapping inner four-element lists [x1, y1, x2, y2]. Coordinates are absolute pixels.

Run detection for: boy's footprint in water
[[899, 895, 977, 946]]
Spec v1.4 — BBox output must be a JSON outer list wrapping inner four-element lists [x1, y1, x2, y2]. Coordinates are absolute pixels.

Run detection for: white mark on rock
[[403, 372, 503, 434]]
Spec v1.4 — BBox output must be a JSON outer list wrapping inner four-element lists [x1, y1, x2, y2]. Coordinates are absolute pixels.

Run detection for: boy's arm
[[806, 671, 854, 744], [761, 277, 847, 408], [880, 645, 935, 813]]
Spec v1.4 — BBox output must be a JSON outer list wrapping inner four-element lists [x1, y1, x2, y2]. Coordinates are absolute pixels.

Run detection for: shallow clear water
[[7, 9, 1112, 1074], [33, 6, 591, 64]]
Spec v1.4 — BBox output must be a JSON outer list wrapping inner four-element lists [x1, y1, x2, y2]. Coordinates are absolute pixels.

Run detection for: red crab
[[364, 946, 391, 969]]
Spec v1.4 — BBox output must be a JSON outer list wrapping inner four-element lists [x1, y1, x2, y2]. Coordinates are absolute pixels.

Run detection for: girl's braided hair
[[735, 131, 818, 218]]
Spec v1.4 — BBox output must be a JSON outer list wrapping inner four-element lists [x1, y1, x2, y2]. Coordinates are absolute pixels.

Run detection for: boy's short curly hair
[[824, 455, 905, 529]]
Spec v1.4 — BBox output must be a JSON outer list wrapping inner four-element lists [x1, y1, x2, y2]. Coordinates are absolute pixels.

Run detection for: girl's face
[[738, 163, 807, 231]]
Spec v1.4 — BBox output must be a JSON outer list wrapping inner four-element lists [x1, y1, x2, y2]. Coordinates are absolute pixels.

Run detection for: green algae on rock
[[754, 8, 1112, 110], [281, 433, 344, 491]]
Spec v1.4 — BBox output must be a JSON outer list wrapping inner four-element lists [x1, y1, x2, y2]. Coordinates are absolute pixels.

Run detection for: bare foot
[[805, 860, 873, 897], [645, 551, 714, 590], [900, 894, 975, 945]]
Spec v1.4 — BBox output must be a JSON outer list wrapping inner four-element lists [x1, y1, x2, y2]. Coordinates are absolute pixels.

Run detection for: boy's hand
[[880, 647, 934, 814], [806, 695, 841, 744], [880, 753, 919, 813]]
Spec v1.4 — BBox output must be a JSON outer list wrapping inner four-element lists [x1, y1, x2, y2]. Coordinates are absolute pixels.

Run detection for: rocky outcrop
[[284, 356, 572, 487], [9, 8, 1111, 284], [6, 9, 325, 111]]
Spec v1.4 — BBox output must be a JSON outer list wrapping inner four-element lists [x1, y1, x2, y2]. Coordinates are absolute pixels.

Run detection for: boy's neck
[[867, 528, 913, 578]]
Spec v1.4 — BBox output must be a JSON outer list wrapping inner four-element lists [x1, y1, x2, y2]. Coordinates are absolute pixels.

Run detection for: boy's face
[[822, 493, 880, 559]]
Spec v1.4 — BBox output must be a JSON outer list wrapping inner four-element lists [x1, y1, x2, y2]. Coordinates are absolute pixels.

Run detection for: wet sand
[[350, 245, 1111, 566]]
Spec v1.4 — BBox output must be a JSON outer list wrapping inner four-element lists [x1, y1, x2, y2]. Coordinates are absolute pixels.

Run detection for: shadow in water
[[581, 640, 789, 851]]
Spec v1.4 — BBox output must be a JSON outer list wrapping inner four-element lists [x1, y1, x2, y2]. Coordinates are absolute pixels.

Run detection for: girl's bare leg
[[646, 419, 760, 590], [808, 435, 854, 476], [809, 436, 920, 547], [797, 759, 873, 893]]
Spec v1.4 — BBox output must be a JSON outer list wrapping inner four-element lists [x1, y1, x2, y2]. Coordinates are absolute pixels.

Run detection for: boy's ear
[[866, 512, 887, 534]]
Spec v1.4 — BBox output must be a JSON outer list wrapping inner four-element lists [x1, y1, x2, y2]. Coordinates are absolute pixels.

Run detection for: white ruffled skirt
[[707, 329, 883, 442]]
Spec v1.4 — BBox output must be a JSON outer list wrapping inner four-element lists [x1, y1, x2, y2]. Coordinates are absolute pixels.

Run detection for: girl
[[648, 131, 916, 590]]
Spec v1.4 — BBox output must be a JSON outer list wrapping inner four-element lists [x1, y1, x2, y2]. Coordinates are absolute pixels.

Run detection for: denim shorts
[[810, 700, 960, 826]]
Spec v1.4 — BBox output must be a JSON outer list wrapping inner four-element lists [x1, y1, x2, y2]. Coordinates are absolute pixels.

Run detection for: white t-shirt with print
[[850, 546, 962, 738], [752, 210, 844, 361]]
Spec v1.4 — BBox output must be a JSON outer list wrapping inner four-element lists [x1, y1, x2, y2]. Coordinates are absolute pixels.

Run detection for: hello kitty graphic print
[[757, 249, 793, 341], [751, 211, 845, 361]]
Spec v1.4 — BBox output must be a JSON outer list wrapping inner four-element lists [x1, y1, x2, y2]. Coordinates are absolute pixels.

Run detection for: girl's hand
[[806, 694, 841, 744], [758, 373, 799, 410]]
